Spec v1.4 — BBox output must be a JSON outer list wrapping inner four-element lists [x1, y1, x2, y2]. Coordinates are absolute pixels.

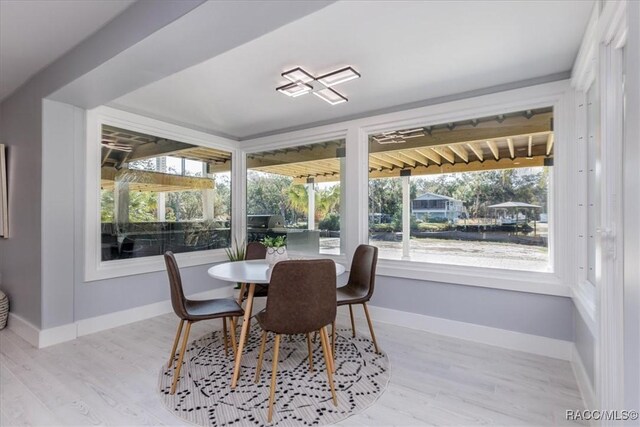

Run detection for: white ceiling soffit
[[112, 0, 594, 140], [0, 0, 135, 102]]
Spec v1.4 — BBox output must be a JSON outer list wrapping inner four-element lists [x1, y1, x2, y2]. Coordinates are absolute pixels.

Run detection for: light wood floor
[[0, 312, 586, 426]]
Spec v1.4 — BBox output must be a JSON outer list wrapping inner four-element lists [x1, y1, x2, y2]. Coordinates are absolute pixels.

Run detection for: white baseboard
[[6, 313, 40, 347], [572, 344, 596, 410], [76, 286, 233, 337], [7, 287, 234, 348], [39, 323, 78, 348], [10, 289, 573, 362], [359, 304, 574, 361]]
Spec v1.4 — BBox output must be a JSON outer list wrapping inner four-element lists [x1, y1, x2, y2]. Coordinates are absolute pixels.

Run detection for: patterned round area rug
[[158, 325, 390, 426]]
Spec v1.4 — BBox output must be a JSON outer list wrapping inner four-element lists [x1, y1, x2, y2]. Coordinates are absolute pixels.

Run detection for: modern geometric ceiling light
[[316, 66, 361, 87], [282, 67, 315, 84], [276, 81, 313, 98], [313, 87, 348, 105], [276, 65, 360, 105]]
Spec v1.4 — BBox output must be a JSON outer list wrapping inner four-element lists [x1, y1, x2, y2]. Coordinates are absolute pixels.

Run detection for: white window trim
[[85, 107, 239, 281], [570, 0, 630, 413], [242, 80, 575, 297], [242, 130, 350, 261]]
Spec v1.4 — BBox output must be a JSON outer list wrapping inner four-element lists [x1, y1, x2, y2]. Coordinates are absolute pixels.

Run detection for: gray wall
[[372, 276, 574, 341], [0, 83, 43, 327], [0, 0, 206, 329], [74, 265, 228, 321], [41, 99, 231, 325], [574, 309, 595, 386]]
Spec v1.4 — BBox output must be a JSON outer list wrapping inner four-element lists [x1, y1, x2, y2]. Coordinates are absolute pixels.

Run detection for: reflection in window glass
[[246, 140, 345, 255], [368, 107, 553, 272], [100, 125, 231, 261]]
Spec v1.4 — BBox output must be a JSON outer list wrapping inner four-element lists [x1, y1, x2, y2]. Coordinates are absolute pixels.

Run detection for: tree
[[129, 191, 157, 222]]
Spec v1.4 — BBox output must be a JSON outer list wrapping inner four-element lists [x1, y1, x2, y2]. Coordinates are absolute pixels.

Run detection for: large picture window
[[368, 107, 554, 272], [246, 139, 345, 255], [100, 125, 231, 261]]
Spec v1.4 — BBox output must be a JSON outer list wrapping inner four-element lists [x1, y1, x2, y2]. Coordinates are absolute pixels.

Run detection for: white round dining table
[[207, 259, 346, 389], [207, 259, 346, 284]]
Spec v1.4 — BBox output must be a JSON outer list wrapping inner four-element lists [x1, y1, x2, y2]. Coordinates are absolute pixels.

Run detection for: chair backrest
[[245, 241, 267, 260], [262, 259, 336, 334], [164, 251, 188, 319], [347, 244, 379, 300]]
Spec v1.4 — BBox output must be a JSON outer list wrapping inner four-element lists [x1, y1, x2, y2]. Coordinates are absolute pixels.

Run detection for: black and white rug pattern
[[159, 325, 390, 426]]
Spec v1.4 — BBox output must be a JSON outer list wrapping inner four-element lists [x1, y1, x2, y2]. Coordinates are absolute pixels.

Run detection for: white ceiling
[[110, 0, 591, 140], [119, 1, 593, 139], [0, 0, 135, 101]]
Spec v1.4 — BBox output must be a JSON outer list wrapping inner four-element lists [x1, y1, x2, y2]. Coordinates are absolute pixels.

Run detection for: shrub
[[417, 222, 450, 232], [318, 213, 340, 231], [371, 223, 395, 232]]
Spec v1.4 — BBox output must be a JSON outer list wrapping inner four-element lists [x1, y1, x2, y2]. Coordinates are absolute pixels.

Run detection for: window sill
[[375, 258, 571, 297], [85, 249, 230, 282]]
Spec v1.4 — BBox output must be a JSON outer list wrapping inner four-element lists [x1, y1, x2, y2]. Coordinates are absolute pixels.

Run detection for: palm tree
[[287, 184, 309, 222]]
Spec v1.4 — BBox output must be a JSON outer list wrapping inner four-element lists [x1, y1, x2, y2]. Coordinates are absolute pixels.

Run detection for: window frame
[[241, 80, 575, 297], [359, 94, 571, 296], [84, 107, 239, 281], [241, 129, 350, 262]]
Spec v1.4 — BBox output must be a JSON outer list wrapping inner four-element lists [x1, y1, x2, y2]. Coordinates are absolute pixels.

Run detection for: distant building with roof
[[412, 192, 465, 221]]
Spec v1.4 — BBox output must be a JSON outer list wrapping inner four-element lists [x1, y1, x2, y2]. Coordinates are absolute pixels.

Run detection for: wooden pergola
[[100, 168, 215, 193], [101, 125, 231, 193], [246, 108, 554, 183]]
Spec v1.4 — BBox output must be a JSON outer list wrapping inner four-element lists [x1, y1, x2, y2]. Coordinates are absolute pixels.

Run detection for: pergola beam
[[506, 138, 515, 159], [377, 153, 405, 168], [466, 142, 484, 162], [387, 152, 416, 167], [369, 112, 552, 154], [368, 156, 395, 169], [546, 133, 554, 155], [101, 167, 215, 192], [449, 144, 469, 163], [398, 150, 430, 167], [368, 155, 545, 179], [417, 148, 442, 165], [432, 146, 455, 164], [485, 140, 500, 160]]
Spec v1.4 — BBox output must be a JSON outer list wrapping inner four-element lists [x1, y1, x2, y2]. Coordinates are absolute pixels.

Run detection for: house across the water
[[412, 193, 466, 221]]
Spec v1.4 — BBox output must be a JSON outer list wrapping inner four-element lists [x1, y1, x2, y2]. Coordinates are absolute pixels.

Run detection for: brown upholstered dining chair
[[237, 241, 268, 302], [332, 244, 380, 354], [254, 259, 338, 423], [164, 251, 244, 395]]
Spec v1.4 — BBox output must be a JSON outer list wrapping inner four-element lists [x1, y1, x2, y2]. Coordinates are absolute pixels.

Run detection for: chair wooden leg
[[168, 319, 184, 368], [255, 330, 268, 383], [324, 326, 335, 373], [362, 303, 380, 353], [331, 320, 336, 359], [348, 305, 356, 338], [229, 317, 238, 354], [267, 334, 281, 423], [319, 328, 338, 406], [306, 333, 314, 372], [171, 321, 192, 394], [245, 316, 252, 346], [222, 317, 229, 357]]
